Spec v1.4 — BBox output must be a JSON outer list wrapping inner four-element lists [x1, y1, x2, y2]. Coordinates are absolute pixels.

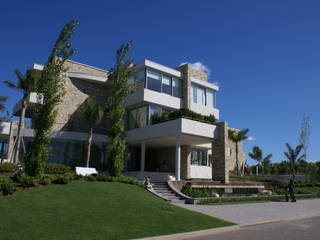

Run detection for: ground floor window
[[0, 141, 8, 163], [191, 148, 209, 166], [21, 137, 108, 170]]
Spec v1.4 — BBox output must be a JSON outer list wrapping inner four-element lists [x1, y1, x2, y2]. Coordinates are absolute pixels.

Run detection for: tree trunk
[[86, 127, 93, 168], [235, 142, 239, 176], [13, 96, 27, 164], [262, 163, 265, 177]]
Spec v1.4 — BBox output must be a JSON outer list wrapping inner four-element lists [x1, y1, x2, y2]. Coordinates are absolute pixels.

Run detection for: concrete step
[[154, 184, 167, 187], [153, 189, 174, 193], [159, 193, 178, 197], [153, 187, 170, 191]]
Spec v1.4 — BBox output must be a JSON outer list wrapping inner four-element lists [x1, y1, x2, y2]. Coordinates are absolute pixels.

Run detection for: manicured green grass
[[0, 181, 233, 240], [299, 187, 320, 194]]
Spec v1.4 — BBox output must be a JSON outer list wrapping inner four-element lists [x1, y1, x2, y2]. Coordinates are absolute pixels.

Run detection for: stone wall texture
[[52, 61, 110, 134], [211, 122, 246, 183], [181, 145, 191, 179], [211, 122, 229, 183], [176, 63, 208, 110]]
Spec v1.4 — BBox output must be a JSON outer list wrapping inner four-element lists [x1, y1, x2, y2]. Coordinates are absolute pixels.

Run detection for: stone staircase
[[152, 181, 185, 203]]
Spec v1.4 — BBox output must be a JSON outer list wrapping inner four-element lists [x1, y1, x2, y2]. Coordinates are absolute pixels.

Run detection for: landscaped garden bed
[[177, 176, 320, 205]]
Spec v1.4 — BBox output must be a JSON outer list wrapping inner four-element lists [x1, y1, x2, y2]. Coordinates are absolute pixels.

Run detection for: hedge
[[0, 163, 15, 173], [199, 194, 319, 205]]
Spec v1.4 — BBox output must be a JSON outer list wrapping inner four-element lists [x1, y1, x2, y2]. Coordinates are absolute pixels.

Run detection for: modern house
[[0, 59, 246, 183]]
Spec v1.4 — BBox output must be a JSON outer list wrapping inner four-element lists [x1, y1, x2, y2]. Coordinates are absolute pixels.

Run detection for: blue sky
[[0, 0, 319, 165]]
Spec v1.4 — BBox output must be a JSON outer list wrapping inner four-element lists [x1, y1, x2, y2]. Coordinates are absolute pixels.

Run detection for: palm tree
[[284, 143, 305, 181], [79, 98, 104, 168], [248, 146, 272, 176], [228, 128, 249, 176], [4, 69, 40, 164], [0, 96, 8, 122]]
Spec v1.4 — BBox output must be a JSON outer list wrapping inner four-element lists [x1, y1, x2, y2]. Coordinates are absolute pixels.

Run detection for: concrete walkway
[[173, 199, 320, 224]]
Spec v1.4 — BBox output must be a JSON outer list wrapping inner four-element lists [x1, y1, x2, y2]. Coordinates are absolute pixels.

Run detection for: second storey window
[[191, 83, 216, 108], [146, 69, 161, 92], [162, 75, 172, 95], [172, 77, 182, 98], [139, 68, 182, 99]]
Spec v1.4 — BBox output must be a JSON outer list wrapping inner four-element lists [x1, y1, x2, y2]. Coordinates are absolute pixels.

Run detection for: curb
[[134, 214, 320, 240]]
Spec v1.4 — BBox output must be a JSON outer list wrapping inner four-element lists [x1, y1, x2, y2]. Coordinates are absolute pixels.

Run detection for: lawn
[[0, 181, 233, 240]]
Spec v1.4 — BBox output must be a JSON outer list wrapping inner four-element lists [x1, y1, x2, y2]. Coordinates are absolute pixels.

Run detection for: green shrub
[[44, 163, 72, 175], [39, 174, 55, 185], [0, 162, 14, 173], [181, 183, 217, 198], [96, 173, 112, 182], [52, 172, 73, 184], [73, 174, 84, 180], [151, 109, 216, 125], [0, 178, 16, 195], [13, 174, 39, 188], [84, 175, 96, 182]]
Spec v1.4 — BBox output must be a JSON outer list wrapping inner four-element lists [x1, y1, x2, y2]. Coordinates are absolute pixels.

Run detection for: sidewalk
[[173, 199, 320, 224], [136, 199, 320, 240]]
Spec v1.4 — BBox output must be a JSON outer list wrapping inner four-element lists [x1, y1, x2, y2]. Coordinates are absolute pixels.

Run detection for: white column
[[140, 142, 145, 172], [175, 135, 181, 181]]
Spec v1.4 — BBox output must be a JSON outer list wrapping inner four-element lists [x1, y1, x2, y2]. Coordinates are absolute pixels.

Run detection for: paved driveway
[[173, 199, 320, 224]]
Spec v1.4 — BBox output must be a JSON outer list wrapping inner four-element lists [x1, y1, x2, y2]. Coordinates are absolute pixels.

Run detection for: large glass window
[[191, 149, 208, 166], [197, 86, 205, 105], [191, 83, 216, 108], [128, 109, 137, 130], [147, 69, 161, 92], [206, 88, 215, 108], [172, 77, 182, 98], [149, 104, 162, 124], [128, 106, 148, 130], [191, 149, 199, 165], [162, 75, 171, 95], [136, 106, 147, 128], [134, 69, 145, 91]]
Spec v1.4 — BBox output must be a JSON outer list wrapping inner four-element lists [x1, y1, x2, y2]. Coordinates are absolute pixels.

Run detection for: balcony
[[13, 92, 43, 118], [126, 118, 217, 146], [125, 88, 184, 110], [190, 102, 220, 120]]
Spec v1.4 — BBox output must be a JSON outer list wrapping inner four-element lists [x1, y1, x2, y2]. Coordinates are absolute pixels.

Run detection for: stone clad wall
[[211, 122, 246, 183], [212, 122, 229, 183], [52, 60, 110, 134], [176, 63, 208, 110], [175, 64, 190, 109], [181, 145, 191, 179], [189, 68, 207, 82]]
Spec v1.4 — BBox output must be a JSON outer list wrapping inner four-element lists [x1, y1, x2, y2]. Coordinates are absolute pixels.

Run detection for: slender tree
[[228, 128, 249, 176], [106, 41, 135, 177], [25, 19, 77, 176], [284, 143, 305, 181], [248, 146, 262, 175], [79, 98, 104, 168], [4, 69, 40, 163], [299, 113, 311, 162], [0, 96, 8, 122], [248, 146, 272, 176]]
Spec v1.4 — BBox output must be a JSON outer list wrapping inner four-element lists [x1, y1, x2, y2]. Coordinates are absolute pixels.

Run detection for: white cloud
[[179, 62, 211, 78], [247, 136, 256, 141]]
